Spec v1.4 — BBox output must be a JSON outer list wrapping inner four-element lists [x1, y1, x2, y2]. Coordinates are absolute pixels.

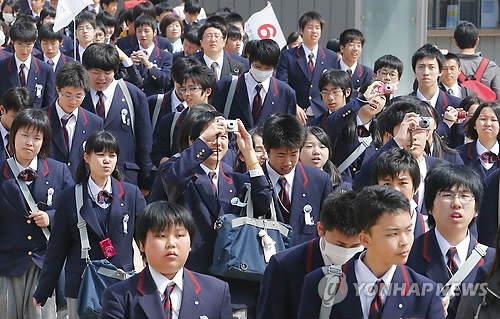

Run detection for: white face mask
[[250, 66, 273, 83], [0, 31, 5, 46], [321, 237, 364, 265], [3, 13, 15, 25]]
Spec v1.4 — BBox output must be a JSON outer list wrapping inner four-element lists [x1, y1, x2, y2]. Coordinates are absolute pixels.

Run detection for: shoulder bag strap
[[223, 75, 238, 118], [337, 136, 372, 174], [169, 112, 183, 150], [319, 264, 344, 319], [151, 93, 164, 132], [75, 184, 90, 261], [117, 79, 135, 136]]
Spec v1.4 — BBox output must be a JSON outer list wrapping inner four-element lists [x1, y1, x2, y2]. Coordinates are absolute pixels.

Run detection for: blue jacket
[[34, 52, 75, 73], [212, 73, 297, 129], [116, 34, 173, 53], [457, 141, 499, 181], [337, 60, 373, 94], [276, 46, 338, 118], [478, 168, 500, 246], [33, 179, 146, 304], [151, 107, 189, 167], [0, 158, 73, 277], [409, 89, 462, 121], [0, 48, 12, 60], [99, 266, 232, 319], [45, 104, 104, 178]]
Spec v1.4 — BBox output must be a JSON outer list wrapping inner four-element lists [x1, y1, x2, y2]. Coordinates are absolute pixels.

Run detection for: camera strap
[[75, 184, 91, 261], [337, 136, 372, 174]]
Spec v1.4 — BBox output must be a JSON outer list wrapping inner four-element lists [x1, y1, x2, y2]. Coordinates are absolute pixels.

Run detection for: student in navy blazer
[[116, 32, 173, 53], [35, 24, 76, 73], [456, 102, 500, 182], [80, 44, 153, 189], [33, 131, 146, 316], [63, 12, 97, 63], [406, 164, 495, 318], [44, 63, 104, 178], [0, 47, 12, 60], [0, 109, 73, 318], [477, 168, 500, 246], [257, 191, 363, 319], [123, 15, 173, 96], [212, 39, 297, 129], [0, 21, 56, 109], [275, 11, 338, 119], [99, 201, 232, 319]]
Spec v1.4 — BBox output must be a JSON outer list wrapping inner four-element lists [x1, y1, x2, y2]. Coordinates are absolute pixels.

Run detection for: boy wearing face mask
[[257, 191, 362, 319], [212, 39, 297, 129]]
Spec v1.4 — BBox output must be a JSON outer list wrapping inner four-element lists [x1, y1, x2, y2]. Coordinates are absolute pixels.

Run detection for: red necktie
[[208, 171, 217, 192], [176, 103, 184, 112], [61, 115, 72, 150], [96, 91, 105, 120], [252, 84, 263, 121], [163, 284, 175, 319], [278, 176, 291, 211], [480, 151, 499, 163], [308, 53, 314, 77], [447, 247, 459, 275], [368, 280, 384, 319], [47, 59, 55, 67], [19, 63, 26, 87], [357, 125, 370, 138], [97, 190, 113, 204], [17, 168, 38, 182]]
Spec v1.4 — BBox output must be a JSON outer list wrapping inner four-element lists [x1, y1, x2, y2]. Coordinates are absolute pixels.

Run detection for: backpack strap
[[223, 75, 238, 118], [475, 58, 490, 81], [151, 93, 164, 132], [117, 79, 135, 136], [337, 136, 372, 174]]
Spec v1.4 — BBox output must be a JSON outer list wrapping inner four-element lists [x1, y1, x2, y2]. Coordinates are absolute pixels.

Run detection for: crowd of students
[[2, 0, 500, 318]]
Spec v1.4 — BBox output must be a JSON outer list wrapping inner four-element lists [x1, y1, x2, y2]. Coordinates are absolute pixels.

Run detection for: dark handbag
[[73, 184, 134, 319], [210, 184, 293, 281]]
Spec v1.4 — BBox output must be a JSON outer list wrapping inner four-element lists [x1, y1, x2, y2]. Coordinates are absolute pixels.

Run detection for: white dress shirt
[[149, 265, 183, 319], [15, 54, 31, 81], [416, 88, 440, 108], [203, 53, 224, 80], [55, 101, 79, 151], [245, 72, 270, 108], [90, 80, 118, 118], [44, 51, 61, 72], [265, 161, 296, 202], [435, 228, 470, 269], [476, 140, 499, 170], [87, 176, 112, 209]]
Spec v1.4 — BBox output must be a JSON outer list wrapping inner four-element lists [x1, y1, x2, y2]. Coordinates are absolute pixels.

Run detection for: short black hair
[[40, 6, 56, 22], [184, 0, 202, 15], [75, 130, 123, 184], [101, 0, 119, 5], [298, 11, 324, 31], [318, 69, 353, 103], [155, 1, 173, 16], [372, 148, 420, 193], [354, 185, 411, 233], [465, 102, 500, 141], [1, 0, 20, 22], [1, 87, 32, 112], [183, 22, 201, 45], [320, 191, 358, 237], [75, 11, 96, 29], [412, 43, 444, 72], [82, 43, 120, 74], [454, 22, 479, 50], [177, 104, 216, 151], [339, 28, 365, 47], [96, 11, 118, 28], [10, 108, 51, 158], [227, 24, 242, 40], [135, 201, 197, 261], [182, 63, 216, 92], [226, 12, 244, 25], [424, 163, 483, 227], [171, 57, 201, 84], [160, 13, 183, 38], [132, 2, 156, 21], [56, 62, 90, 92], [134, 12, 156, 31], [38, 23, 63, 42], [374, 54, 404, 80], [458, 95, 483, 112], [444, 52, 461, 67], [199, 21, 227, 40], [286, 31, 302, 48], [10, 20, 37, 43], [326, 38, 341, 53], [188, 110, 221, 141], [247, 39, 280, 68], [263, 113, 306, 151]]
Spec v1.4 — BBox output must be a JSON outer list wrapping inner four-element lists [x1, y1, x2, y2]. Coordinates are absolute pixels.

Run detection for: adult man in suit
[[439, 53, 476, 98]]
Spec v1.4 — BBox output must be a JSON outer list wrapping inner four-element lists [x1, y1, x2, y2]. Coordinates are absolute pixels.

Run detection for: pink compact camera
[[457, 109, 467, 119], [99, 238, 116, 258], [377, 83, 396, 95]]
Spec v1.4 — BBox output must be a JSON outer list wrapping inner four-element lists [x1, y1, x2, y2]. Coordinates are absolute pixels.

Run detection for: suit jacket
[[192, 50, 246, 78], [337, 60, 374, 94], [116, 34, 173, 53], [212, 73, 297, 129], [307, 110, 329, 130], [439, 82, 476, 98], [45, 104, 104, 178], [33, 179, 146, 304], [297, 255, 446, 319], [0, 48, 12, 60], [410, 89, 462, 121], [257, 238, 324, 319], [81, 81, 153, 188], [124, 45, 173, 96], [0, 158, 74, 277], [34, 52, 75, 73], [147, 90, 175, 126], [0, 55, 56, 109], [263, 162, 333, 245], [456, 141, 499, 181], [406, 228, 495, 318], [276, 46, 338, 118], [478, 168, 500, 246], [99, 266, 232, 319]]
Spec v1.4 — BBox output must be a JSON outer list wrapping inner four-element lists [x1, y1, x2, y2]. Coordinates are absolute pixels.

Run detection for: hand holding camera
[[394, 112, 424, 148], [199, 117, 227, 144]]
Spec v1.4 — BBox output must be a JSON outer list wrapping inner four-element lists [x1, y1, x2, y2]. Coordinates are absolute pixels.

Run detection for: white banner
[[244, 2, 286, 48], [53, 0, 93, 32]]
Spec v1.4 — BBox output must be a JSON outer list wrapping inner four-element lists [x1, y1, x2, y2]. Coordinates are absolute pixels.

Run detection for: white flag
[[53, 0, 94, 32], [244, 2, 286, 48]]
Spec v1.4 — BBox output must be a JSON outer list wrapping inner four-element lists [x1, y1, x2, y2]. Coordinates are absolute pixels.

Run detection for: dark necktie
[[61, 115, 72, 150], [278, 176, 291, 211], [47, 59, 54, 67], [357, 125, 370, 138], [308, 52, 315, 77], [176, 103, 184, 112], [368, 280, 384, 319], [208, 171, 217, 190], [97, 190, 113, 204], [447, 88, 453, 95], [96, 91, 105, 120], [480, 151, 499, 163], [18, 168, 38, 182], [211, 62, 218, 78], [19, 63, 26, 87], [252, 84, 263, 121], [346, 68, 352, 77], [163, 284, 176, 319], [5, 133, 12, 158], [447, 247, 459, 275]]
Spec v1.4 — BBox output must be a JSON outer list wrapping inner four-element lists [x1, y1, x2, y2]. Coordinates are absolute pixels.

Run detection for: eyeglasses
[[179, 87, 203, 95], [377, 69, 399, 79], [438, 191, 475, 204], [77, 25, 94, 32], [59, 91, 85, 101], [320, 89, 344, 97], [203, 33, 223, 41]]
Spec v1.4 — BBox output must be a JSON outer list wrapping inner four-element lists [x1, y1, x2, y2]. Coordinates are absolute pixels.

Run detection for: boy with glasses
[[64, 12, 96, 62], [373, 54, 403, 97]]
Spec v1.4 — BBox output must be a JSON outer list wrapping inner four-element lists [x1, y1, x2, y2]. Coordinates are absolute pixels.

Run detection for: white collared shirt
[[90, 80, 118, 118], [149, 265, 183, 319], [416, 88, 440, 108], [44, 51, 61, 72], [442, 83, 462, 98], [265, 161, 296, 202], [356, 116, 372, 143], [171, 90, 187, 113], [15, 55, 31, 80], [245, 72, 270, 109], [355, 251, 397, 319], [200, 163, 219, 191], [435, 228, 470, 269], [78, 45, 87, 62], [55, 101, 79, 150], [203, 53, 224, 80], [417, 157, 427, 212], [476, 140, 499, 170], [15, 155, 38, 185], [302, 43, 319, 67], [340, 59, 357, 75], [87, 176, 112, 209]]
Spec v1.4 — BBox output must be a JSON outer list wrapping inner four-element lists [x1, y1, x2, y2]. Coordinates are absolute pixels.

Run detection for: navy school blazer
[[151, 107, 189, 167], [257, 237, 324, 319], [81, 81, 153, 188], [212, 73, 297, 129], [0, 55, 56, 109], [337, 60, 374, 94], [478, 168, 500, 246], [147, 89, 174, 124], [44, 104, 104, 178], [275, 45, 338, 118], [34, 52, 75, 73], [297, 253, 446, 319], [0, 158, 74, 277], [0, 48, 12, 60], [33, 178, 146, 304], [116, 34, 173, 53], [457, 141, 499, 181], [99, 266, 232, 319], [409, 89, 462, 121]]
